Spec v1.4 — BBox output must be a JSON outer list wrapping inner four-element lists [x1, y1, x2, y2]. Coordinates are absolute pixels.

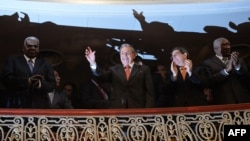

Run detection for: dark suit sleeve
[[79, 81, 109, 109], [38, 58, 56, 93], [2, 56, 29, 89], [144, 66, 155, 108]]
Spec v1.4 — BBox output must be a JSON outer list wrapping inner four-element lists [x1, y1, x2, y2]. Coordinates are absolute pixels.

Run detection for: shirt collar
[[179, 66, 186, 70], [24, 55, 36, 62], [124, 62, 134, 68], [216, 55, 223, 60]]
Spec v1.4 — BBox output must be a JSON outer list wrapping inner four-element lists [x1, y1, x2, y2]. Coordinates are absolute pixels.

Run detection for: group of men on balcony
[[1, 36, 250, 109]]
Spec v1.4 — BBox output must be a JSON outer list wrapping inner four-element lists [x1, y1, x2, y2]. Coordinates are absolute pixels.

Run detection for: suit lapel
[[116, 65, 127, 81], [212, 56, 225, 67], [116, 64, 141, 81], [129, 64, 140, 81], [33, 58, 41, 73], [20, 56, 33, 74]]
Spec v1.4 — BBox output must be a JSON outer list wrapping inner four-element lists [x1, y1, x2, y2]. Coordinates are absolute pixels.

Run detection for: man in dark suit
[[169, 47, 206, 107], [85, 43, 155, 109], [200, 37, 250, 105], [2, 36, 56, 108], [48, 69, 73, 109]]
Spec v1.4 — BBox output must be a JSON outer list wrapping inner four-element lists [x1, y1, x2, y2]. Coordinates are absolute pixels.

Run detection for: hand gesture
[[225, 59, 233, 72], [231, 51, 240, 67], [28, 74, 44, 88], [132, 9, 145, 21], [184, 59, 192, 74], [85, 47, 96, 65], [170, 61, 178, 77], [31, 74, 44, 80]]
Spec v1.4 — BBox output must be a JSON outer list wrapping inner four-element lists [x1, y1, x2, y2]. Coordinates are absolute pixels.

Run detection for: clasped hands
[[225, 51, 240, 72], [28, 74, 44, 88]]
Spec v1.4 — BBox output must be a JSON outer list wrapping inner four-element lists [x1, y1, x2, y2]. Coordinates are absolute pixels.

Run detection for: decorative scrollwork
[[0, 110, 249, 140]]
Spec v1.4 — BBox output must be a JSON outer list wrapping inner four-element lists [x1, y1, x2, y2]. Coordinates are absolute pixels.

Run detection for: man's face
[[63, 85, 73, 97], [23, 39, 39, 58], [171, 50, 187, 67], [220, 39, 231, 57], [53, 70, 61, 87], [120, 47, 136, 66]]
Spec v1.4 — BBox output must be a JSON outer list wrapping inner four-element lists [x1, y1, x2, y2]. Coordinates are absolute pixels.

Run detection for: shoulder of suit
[[134, 64, 150, 70], [8, 55, 22, 59], [202, 56, 216, 63], [4, 55, 23, 62], [111, 64, 123, 69], [36, 56, 52, 63]]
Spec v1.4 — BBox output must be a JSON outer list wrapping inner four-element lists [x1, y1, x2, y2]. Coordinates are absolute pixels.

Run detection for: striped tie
[[222, 57, 228, 64], [28, 59, 34, 72]]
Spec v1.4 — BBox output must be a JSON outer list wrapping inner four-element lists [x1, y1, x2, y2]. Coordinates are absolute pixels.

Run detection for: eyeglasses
[[26, 44, 39, 48]]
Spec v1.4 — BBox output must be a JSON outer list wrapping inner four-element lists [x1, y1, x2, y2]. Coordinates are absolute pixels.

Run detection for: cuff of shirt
[[235, 65, 241, 71], [221, 69, 229, 76], [171, 75, 177, 81], [90, 63, 97, 69]]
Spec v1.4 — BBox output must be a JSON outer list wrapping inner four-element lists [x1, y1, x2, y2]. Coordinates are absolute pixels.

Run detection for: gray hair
[[23, 36, 40, 46], [213, 37, 227, 49], [119, 43, 136, 53]]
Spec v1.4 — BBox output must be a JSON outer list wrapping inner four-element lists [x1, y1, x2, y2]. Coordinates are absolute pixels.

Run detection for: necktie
[[222, 57, 228, 64], [125, 65, 130, 80], [180, 67, 187, 80], [28, 59, 34, 72]]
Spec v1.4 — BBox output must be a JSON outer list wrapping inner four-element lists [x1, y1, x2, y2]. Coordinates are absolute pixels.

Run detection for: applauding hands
[[28, 74, 44, 88]]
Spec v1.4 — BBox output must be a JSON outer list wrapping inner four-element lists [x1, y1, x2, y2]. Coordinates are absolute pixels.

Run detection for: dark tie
[[125, 65, 131, 80], [28, 59, 34, 72], [180, 67, 187, 80]]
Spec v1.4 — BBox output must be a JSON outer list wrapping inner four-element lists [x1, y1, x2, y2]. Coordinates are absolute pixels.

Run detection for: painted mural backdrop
[[0, 9, 250, 87]]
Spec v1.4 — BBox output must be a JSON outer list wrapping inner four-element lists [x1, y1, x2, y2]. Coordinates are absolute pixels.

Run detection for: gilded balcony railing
[[0, 103, 250, 141]]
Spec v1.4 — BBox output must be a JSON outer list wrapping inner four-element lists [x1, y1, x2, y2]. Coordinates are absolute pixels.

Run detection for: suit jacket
[[49, 89, 73, 109], [201, 56, 250, 105], [2, 55, 56, 108], [93, 63, 155, 109], [78, 79, 110, 109], [169, 67, 206, 107], [153, 72, 174, 108]]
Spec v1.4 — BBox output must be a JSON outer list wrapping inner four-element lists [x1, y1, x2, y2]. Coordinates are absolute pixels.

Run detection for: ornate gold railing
[[0, 103, 250, 141]]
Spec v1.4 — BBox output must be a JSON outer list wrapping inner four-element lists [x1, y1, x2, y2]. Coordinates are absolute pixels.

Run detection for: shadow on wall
[[1, 11, 250, 86]]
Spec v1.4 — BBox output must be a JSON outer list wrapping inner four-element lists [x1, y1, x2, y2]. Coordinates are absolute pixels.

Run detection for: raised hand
[[85, 47, 96, 65], [184, 59, 192, 74], [170, 61, 178, 77], [132, 9, 145, 21]]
